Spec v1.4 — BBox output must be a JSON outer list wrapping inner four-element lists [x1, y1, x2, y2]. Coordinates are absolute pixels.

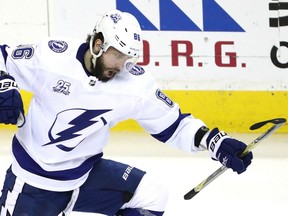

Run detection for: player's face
[[91, 47, 130, 82]]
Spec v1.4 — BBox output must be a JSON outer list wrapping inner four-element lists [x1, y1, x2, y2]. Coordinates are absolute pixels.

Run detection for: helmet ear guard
[[89, 10, 143, 66], [89, 33, 104, 67]]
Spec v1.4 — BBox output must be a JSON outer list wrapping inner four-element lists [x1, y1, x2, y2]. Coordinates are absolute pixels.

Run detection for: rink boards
[[1, 90, 286, 133]]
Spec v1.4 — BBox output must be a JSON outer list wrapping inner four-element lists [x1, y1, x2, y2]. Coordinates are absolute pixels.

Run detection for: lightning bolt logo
[[43, 108, 111, 151]]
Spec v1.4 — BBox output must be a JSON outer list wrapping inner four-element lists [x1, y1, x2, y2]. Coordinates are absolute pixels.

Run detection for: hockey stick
[[184, 118, 287, 200]]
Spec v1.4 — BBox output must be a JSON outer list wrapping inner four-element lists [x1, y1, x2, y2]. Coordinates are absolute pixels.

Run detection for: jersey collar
[[76, 43, 91, 77]]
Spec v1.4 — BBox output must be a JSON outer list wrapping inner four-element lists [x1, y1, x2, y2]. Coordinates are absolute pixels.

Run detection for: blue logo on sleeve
[[156, 89, 174, 107], [126, 62, 145, 75], [48, 40, 68, 53]]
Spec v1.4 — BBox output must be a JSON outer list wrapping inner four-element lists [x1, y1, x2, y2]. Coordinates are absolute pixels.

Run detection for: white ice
[[1, 129, 287, 216]]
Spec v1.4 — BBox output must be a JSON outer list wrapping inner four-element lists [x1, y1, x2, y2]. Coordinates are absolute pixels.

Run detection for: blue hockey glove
[[0, 74, 24, 125], [206, 128, 253, 174]]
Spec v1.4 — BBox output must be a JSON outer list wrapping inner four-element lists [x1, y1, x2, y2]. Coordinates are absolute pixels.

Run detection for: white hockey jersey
[[0, 38, 206, 191]]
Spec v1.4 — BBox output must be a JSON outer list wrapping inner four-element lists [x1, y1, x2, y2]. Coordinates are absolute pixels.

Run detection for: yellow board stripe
[[1, 90, 287, 133], [165, 90, 288, 133], [113, 90, 288, 133]]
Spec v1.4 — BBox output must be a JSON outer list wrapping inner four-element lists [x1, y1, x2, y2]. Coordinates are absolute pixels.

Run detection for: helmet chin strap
[[89, 34, 104, 67]]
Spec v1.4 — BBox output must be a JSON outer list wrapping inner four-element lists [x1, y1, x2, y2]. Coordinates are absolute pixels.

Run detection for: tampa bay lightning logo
[[110, 13, 122, 23], [43, 108, 111, 151], [126, 62, 145, 75], [48, 40, 68, 53]]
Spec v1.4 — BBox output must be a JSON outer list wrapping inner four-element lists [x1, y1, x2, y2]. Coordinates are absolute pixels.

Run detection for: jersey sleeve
[[134, 73, 207, 153], [0, 40, 46, 94]]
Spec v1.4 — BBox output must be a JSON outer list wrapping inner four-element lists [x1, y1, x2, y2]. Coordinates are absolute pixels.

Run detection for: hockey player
[[0, 9, 253, 216]]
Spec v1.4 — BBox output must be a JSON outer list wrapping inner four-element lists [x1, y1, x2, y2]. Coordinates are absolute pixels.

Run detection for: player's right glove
[[0, 73, 24, 126], [206, 128, 253, 174]]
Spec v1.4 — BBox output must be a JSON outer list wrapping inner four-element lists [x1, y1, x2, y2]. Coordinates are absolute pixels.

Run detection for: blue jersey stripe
[[0, 45, 9, 64], [151, 110, 190, 142], [12, 136, 103, 181]]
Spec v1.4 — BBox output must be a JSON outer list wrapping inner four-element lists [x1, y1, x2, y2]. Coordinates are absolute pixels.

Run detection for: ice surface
[[1, 130, 287, 216]]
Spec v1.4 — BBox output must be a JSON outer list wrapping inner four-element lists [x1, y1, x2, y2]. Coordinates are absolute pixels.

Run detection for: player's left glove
[[206, 128, 253, 174]]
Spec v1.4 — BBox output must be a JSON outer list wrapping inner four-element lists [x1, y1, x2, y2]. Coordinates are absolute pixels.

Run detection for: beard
[[90, 55, 110, 82]]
